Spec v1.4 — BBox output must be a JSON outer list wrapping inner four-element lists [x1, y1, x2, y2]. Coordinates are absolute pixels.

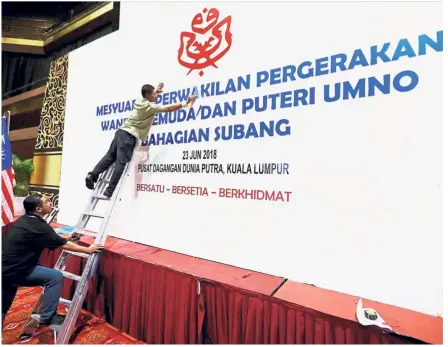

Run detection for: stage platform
[[2, 222, 443, 344]]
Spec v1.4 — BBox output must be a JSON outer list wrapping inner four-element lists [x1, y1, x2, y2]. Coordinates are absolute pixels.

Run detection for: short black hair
[[141, 84, 155, 98], [23, 194, 43, 215]]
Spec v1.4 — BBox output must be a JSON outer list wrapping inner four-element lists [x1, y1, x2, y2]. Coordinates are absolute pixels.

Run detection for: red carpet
[[1, 287, 143, 344]]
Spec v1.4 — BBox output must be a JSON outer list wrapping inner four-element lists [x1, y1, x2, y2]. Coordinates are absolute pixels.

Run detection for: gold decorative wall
[[29, 55, 68, 210]]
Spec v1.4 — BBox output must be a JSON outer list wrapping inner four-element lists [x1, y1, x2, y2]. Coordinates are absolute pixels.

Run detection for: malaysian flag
[[1, 116, 16, 225]]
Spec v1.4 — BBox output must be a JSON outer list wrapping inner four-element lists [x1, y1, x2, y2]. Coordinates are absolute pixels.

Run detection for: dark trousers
[[90, 129, 137, 194], [2, 266, 63, 328]]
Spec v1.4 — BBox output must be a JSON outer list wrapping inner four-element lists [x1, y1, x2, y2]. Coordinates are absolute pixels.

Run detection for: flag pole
[[3, 110, 11, 134]]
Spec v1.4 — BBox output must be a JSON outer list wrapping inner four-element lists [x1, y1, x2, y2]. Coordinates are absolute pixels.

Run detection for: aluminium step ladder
[[19, 162, 130, 344]]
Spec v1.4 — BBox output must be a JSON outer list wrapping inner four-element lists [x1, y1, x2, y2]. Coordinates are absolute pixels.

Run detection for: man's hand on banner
[[155, 82, 164, 94]]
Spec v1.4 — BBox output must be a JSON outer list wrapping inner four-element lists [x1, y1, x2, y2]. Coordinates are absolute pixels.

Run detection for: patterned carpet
[[2, 287, 143, 344]]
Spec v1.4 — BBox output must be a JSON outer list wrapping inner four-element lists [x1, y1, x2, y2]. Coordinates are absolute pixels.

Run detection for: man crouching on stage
[[85, 82, 197, 198], [2, 195, 103, 329]]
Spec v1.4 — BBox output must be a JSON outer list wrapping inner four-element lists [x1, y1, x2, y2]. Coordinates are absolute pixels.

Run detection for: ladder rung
[[92, 195, 110, 200], [63, 250, 90, 259], [75, 229, 98, 237], [61, 271, 81, 281], [84, 211, 104, 218], [59, 298, 72, 306]]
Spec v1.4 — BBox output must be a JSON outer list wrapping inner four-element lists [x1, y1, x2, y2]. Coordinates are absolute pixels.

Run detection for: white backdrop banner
[[58, 2, 443, 315]]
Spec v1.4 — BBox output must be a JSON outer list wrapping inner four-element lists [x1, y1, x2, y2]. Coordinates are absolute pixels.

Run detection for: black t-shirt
[[2, 214, 68, 283]]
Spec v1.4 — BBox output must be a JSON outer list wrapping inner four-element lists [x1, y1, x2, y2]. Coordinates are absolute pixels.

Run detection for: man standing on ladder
[[2, 195, 103, 329], [85, 83, 197, 197]]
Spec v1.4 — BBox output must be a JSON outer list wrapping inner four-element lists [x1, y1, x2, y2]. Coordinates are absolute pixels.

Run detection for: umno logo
[[178, 8, 232, 77]]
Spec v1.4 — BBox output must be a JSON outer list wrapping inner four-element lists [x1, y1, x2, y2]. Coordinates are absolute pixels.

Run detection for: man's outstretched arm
[[159, 94, 198, 113], [62, 241, 103, 254], [60, 232, 103, 254]]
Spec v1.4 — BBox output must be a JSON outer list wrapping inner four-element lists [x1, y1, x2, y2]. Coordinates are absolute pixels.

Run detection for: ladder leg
[[55, 276, 89, 344]]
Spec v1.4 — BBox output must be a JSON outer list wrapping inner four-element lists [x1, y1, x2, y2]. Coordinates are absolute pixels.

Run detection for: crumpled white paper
[[356, 298, 393, 331]]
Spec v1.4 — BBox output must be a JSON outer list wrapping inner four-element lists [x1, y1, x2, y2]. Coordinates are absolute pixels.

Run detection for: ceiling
[[2, 2, 116, 55], [2, 2, 95, 20], [2, 2, 105, 41]]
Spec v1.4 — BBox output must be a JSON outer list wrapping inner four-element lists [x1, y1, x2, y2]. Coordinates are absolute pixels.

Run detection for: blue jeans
[[2, 266, 63, 328]]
